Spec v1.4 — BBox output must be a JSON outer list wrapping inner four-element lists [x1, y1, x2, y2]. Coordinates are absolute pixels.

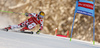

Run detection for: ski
[[20, 31, 40, 34], [12, 30, 34, 34], [0, 28, 40, 34], [0, 29, 33, 34], [20, 31, 34, 34]]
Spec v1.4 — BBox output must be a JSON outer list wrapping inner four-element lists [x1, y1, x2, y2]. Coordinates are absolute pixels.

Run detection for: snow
[[0, 30, 100, 48], [0, 14, 14, 28]]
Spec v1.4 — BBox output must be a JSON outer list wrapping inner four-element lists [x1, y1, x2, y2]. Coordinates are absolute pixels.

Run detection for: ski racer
[[3, 11, 45, 34]]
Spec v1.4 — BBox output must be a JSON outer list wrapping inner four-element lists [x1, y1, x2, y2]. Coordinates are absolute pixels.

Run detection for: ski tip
[[0, 28, 8, 32], [31, 31, 34, 34]]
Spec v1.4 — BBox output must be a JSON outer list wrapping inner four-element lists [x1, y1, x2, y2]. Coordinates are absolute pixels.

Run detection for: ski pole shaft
[[0, 10, 13, 13], [13, 12, 25, 15], [0, 10, 25, 15]]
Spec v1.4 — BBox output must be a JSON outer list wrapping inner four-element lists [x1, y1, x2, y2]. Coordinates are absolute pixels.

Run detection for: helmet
[[39, 11, 45, 18]]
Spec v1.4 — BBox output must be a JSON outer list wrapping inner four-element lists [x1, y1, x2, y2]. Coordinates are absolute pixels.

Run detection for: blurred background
[[0, 0, 100, 43]]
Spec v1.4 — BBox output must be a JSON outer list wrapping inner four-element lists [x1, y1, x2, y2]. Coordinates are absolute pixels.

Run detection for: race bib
[[28, 23, 36, 29]]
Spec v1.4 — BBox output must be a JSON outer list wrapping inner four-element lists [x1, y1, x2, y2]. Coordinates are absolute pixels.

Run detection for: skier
[[3, 11, 45, 34]]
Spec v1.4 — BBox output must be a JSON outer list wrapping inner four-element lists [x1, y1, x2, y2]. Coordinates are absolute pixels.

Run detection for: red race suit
[[8, 13, 43, 31]]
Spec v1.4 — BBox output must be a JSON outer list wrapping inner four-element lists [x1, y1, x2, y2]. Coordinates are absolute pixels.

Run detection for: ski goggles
[[39, 15, 44, 18]]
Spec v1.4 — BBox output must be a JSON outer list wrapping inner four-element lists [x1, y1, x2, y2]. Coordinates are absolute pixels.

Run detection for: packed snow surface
[[0, 30, 100, 48]]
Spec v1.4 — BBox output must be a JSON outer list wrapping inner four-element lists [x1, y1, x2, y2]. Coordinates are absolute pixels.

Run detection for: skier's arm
[[25, 13, 36, 17], [36, 21, 43, 32]]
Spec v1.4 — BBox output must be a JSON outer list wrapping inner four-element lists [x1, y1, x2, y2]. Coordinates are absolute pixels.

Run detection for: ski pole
[[13, 11, 25, 15], [0, 10, 25, 15]]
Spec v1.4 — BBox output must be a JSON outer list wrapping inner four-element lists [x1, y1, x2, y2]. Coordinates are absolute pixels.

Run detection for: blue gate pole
[[70, 0, 78, 41], [93, 0, 95, 45], [93, 17, 95, 45], [70, 13, 76, 41]]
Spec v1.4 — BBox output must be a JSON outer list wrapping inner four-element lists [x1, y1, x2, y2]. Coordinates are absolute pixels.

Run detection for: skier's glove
[[25, 13, 29, 16], [36, 29, 41, 33], [36, 29, 41, 34]]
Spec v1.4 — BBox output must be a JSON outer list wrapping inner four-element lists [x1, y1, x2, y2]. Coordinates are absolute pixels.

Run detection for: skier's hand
[[36, 29, 40, 32], [25, 12, 29, 16], [36, 29, 41, 34]]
